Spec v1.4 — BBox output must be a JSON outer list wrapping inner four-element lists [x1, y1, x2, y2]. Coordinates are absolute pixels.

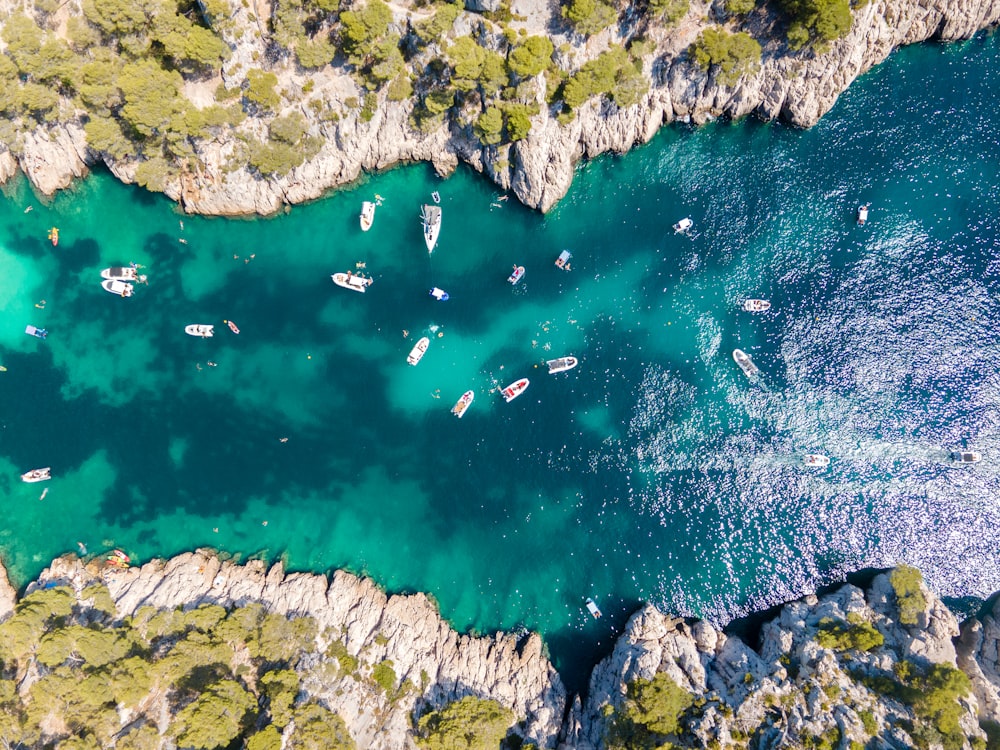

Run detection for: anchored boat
[[429, 287, 449, 301], [331, 272, 373, 293], [732, 349, 759, 377], [360, 201, 375, 231], [546, 356, 578, 374], [185, 324, 214, 337], [25, 325, 48, 339], [507, 265, 525, 285], [101, 279, 134, 297], [407, 336, 430, 366], [857, 203, 870, 225], [555, 250, 572, 270], [804, 454, 830, 467], [951, 450, 982, 464], [500, 378, 529, 402], [743, 299, 771, 312], [673, 217, 693, 234], [21, 467, 51, 483], [451, 390, 474, 418], [101, 267, 138, 281], [225, 320, 240, 334], [421, 205, 442, 253], [48, 227, 59, 246], [585, 598, 602, 618]]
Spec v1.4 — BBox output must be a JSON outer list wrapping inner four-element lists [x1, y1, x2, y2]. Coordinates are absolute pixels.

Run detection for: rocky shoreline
[[7, 550, 1000, 748], [1, 0, 997, 216]]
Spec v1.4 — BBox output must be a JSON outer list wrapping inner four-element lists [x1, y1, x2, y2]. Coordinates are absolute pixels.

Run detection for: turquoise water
[[2, 32, 1000, 689]]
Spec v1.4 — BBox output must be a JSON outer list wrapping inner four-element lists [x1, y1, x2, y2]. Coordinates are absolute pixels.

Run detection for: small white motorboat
[[555, 250, 572, 270], [673, 217, 693, 234], [451, 390, 474, 418], [185, 324, 214, 337], [743, 299, 771, 312], [951, 450, 982, 464], [25, 325, 47, 340], [547, 356, 578, 374], [804, 454, 830, 467], [585, 597, 602, 618], [101, 267, 138, 281], [407, 336, 430, 366], [507, 265, 525, 285], [360, 201, 375, 231], [857, 203, 870, 226], [21, 467, 50, 483], [331, 272, 373, 293], [500, 378, 529, 402], [429, 287, 449, 301], [431, 191, 441, 204], [732, 349, 759, 377], [102, 279, 134, 297]]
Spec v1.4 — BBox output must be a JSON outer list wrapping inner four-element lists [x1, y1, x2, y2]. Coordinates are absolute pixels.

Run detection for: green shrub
[[340, 0, 392, 63], [778, 0, 852, 48], [415, 3, 460, 44], [606, 672, 694, 748], [725, 0, 755, 13], [290, 703, 355, 749], [372, 659, 396, 692], [815, 616, 884, 652], [890, 566, 927, 625], [475, 106, 504, 144], [505, 104, 533, 141], [562, 0, 617, 36], [561, 45, 647, 109], [859, 710, 877, 736], [508, 36, 553, 78], [416, 696, 515, 750], [387, 75, 413, 101], [245, 68, 281, 110], [689, 27, 761, 87], [170, 680, 257, 749], [269, 112, 309, 143], [647, 0, 689, 23]]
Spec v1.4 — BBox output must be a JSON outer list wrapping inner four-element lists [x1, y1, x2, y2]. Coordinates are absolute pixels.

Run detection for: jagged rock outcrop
[[15, 554, 1000, 748], [31, 551, 567, 749], [0, 0, 996, 215]]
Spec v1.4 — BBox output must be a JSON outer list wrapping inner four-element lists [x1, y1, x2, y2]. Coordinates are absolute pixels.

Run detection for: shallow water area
[[2, 34, 1000, 691]]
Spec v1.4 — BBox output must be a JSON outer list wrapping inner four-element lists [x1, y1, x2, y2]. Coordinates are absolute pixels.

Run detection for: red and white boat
[[742, 299, 771, 312], [225, 320, 240, 334], [451, 390, 474, 418], [407, 337, 429, 366], [507, 265, 525, 284], [804, 454, 830, 467], [500, 378, 529, 402]]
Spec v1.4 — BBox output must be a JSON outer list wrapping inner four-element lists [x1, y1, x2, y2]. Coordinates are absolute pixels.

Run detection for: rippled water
[[1, 33, 999, 689]]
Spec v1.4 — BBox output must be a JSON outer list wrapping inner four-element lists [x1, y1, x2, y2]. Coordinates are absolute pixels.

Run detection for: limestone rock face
[[0, 0, 996, 214], [33, 551, 567, 749]]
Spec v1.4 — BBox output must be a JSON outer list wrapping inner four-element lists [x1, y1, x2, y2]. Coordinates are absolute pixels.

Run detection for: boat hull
[[742, 299, 771, 312], [804, 454, 830, 467], [547, 356, 578, 374], [331, 272, 372, 292], [508, 266, 525, 284], [21, 468, 51, 483], [732, 349, 759, 377], [451, 390, 474, 418], [421, 205, 441, 253], [185, 324, 214, 337], [501, 378, 529, 402], [360, 201, 375, 231], [407, 337, 430, 366]]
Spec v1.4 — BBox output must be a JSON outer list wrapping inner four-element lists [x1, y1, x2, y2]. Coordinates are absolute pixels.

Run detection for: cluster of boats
[[100, 266, 143, 298]]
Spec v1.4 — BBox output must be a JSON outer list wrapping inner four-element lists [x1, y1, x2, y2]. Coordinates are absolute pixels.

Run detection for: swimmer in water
[[77, 541, 87, 555]]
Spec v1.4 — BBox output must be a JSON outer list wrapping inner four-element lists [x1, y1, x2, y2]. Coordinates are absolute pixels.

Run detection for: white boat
[[732, 349, 759, 377], [585, 597, 602, 618], [185, 324, 214, 337], [360, 201, 375, 231], [101, 267, 138, 281], [804, 454, 830, 467], [25, 325, 47, 340], [451, 390, 474, 418], [743, 299, 771, 312], [857, 203, 870, 226], [21, 467, 50, 483], [952, 450, 982, 464], [331, 271, 373, 293], [421, 205, 442, 253], [407, 336, 430, 366], [101, 279, 134, 297], [673, 217, 693, 234], [555, 250, 572, 270], [431, 191, 441, 204], [547, 356, 578, 374], [429, 287, 449, 301], [507, 265, 525, 285], [500, 378, 529, 402]]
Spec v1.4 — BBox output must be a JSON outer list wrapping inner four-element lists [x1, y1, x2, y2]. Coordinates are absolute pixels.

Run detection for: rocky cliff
[[0, 0, 997, 215], [17, 551, 1000, 748]]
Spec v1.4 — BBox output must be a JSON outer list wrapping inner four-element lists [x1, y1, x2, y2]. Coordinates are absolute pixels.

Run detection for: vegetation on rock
[[415, 695, 516, 750], [815, 612, 885, 651], [689, 27, 762, 87], [605, 673, 694, 749], [890, 565, 927, 625]]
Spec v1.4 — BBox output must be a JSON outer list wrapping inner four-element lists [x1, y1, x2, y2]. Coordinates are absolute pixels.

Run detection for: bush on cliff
[[606, 673, 694, 749], [647, 0, 690, 24], [561, 45, 648, 111], [890, 565, 927, 625], [562, 0, 618, 36], [416, 695, 516, 750], [689, 27, 761, 87], [779, 0, 852, 50], [815, 613, 884, 652]]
